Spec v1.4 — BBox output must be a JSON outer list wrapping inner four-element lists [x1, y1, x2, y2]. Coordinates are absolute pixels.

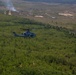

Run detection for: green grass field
[[0, 14, 76, 75]]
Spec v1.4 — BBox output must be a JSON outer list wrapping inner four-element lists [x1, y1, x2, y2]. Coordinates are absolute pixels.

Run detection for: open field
[[0, 0, 76, 30], [12, 0, 76, 30]]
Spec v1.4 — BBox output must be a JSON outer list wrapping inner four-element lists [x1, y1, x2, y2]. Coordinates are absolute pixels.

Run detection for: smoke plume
[[2, 0, 16, 11]]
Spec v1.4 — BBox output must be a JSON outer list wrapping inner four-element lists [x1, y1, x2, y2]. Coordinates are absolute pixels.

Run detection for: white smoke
[[2, 0, 17, 11]]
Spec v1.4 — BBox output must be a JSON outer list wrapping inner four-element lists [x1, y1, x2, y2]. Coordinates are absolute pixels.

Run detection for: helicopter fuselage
[[13, 31, 36, 38]]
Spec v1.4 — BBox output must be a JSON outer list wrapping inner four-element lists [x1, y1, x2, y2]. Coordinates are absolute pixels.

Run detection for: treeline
[[24, 0, 76, 4], [0, 14, 76, 38]]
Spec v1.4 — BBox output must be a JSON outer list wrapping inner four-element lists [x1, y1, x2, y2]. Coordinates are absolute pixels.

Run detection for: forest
[[0, 14, 76, 75]]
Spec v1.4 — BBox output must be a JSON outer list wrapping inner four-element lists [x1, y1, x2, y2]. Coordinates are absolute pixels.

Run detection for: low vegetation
[[0, 14, 76, 75]]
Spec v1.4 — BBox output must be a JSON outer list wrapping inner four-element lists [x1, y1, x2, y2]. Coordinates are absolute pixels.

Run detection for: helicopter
[[13, 29, 36, 38]]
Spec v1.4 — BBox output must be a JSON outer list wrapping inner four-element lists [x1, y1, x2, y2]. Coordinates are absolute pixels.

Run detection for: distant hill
[[24, 0, 76, 4], [0, 1, 4, 6]]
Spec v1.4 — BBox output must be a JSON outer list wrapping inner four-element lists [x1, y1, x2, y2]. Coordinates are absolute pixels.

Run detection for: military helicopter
[[13, 29, 36, 38]]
